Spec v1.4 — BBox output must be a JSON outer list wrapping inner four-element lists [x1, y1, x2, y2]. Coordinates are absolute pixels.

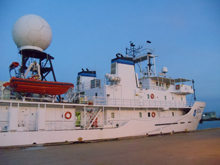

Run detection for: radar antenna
[[126, 41, 158, 77], [126, 41, 143, 58]]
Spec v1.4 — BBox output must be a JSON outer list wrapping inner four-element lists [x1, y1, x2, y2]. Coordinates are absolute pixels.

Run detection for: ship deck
[[0, 129, 219, 165], [0, 96, 194, 109]]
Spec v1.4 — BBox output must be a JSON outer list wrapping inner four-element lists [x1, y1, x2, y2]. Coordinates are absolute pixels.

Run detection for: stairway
[[86, 108, 102, 129]]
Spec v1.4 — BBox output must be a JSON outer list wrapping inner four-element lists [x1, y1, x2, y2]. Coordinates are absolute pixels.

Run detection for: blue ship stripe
[[111, 59, 134, 65], [78, 73, 96, 77]]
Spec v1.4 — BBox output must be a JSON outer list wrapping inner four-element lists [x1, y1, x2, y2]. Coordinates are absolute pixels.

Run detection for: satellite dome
[[12, 14, 52, 52], [162, 67, 168, 73]]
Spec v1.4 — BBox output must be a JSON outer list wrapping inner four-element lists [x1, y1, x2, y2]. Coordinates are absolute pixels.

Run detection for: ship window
[[172, 112, 174, 116], [162, 83, 164, 87], [172, 97, 174, 100], [148, 112, 151, 117], [111, 112, 115, 118], [139, 112, 142, 118], [156, 82, 158, 86], [147, 94, 150, 99], [95, 93, 98, 97], [181, 97, 183, 101], [91, 79, 101, 88], [164, 96, 167, 100], [159, 82, 161, 86], [77, 76, 80, 86], [111, 63, 116, 74]]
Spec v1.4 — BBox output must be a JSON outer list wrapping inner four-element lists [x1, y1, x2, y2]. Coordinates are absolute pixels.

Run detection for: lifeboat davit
[[3, 77, 74, 95]]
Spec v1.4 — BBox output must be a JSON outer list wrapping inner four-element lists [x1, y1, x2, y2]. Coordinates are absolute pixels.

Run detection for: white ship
[[0, 15, 205, 147]]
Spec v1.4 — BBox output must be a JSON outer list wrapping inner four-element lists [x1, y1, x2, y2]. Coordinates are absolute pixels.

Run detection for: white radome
[[162, 67, 168, 73], [12, 14, 52, 52]]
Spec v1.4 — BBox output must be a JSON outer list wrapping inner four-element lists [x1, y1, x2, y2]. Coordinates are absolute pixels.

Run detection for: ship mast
[[126, 41, 157, 77], [146, 40, 156, 76]]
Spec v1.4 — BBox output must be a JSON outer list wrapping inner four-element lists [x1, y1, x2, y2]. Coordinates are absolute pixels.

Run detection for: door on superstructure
[[75, 112, 81, 127], [18, 107, 29, 131], [28, 107, 37, 131], [18, 107, 37, 131]]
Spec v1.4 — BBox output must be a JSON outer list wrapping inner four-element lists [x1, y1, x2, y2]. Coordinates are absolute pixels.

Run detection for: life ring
[[65, 111, 72, 119], [176, 85, 180, 90], [152, 112, 156, 118], [151, 94, 154, 99]]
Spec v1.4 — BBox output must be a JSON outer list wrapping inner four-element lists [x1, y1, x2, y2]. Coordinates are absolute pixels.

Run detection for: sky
[[0, 0, 220, 115]]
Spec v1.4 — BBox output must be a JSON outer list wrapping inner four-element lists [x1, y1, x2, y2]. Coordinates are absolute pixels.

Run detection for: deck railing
[[0, 92, 194, 109], [0, 92, 194, 108], [70, 95, 194, 108]]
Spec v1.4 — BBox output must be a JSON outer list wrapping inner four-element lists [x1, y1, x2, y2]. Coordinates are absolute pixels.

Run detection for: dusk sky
[[0, 0, 220, 115]]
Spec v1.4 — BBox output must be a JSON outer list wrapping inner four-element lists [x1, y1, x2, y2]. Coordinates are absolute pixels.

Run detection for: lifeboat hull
[[4, 77, 74, 95]]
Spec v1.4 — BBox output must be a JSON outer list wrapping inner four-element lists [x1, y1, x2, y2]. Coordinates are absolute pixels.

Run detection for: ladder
[[86, 108, 102, 129]]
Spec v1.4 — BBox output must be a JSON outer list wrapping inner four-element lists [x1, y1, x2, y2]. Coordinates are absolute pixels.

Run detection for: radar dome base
[[19, 45, 44, 52]]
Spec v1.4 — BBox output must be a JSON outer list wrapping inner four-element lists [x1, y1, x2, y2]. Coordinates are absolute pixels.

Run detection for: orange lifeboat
[[4, 77, 74, 95]]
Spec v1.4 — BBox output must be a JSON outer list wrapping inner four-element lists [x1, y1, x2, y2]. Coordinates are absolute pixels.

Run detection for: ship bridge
[[140, 76, 194, 94]]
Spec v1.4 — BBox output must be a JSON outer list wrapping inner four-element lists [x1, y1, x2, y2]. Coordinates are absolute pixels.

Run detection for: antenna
[[146, 40, 155, 76], [146, 40, 151, 53], [192, 79, 196, 101], [126, 41, 143, 58], [125, 41, 157, 77]]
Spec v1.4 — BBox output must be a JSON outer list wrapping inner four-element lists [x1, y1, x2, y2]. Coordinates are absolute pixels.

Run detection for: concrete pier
[[0, 129, 220, 165]]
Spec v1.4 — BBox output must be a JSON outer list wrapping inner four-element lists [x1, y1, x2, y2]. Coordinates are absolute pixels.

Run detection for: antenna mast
[[126, 41, 157, 77], [146, 41, 157, 76], [126, 41, 143, 58]]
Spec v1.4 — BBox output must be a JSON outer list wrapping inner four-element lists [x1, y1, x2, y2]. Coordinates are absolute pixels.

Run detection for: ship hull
[[0, 101, 205, 147]]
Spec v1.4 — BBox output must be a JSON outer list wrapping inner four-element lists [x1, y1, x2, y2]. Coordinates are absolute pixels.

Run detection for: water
[[197, 120, 220, 130]]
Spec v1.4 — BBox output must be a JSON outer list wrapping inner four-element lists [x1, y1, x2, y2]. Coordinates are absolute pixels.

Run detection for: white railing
[[143, 85, 167, 91], [0, 92, 194, 108], [95, 97, 193, 108], [44, 119, 126, 131], [70, 95, 194, 108], [171, 84, 194, 94], [45, 121, 75, 131]]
